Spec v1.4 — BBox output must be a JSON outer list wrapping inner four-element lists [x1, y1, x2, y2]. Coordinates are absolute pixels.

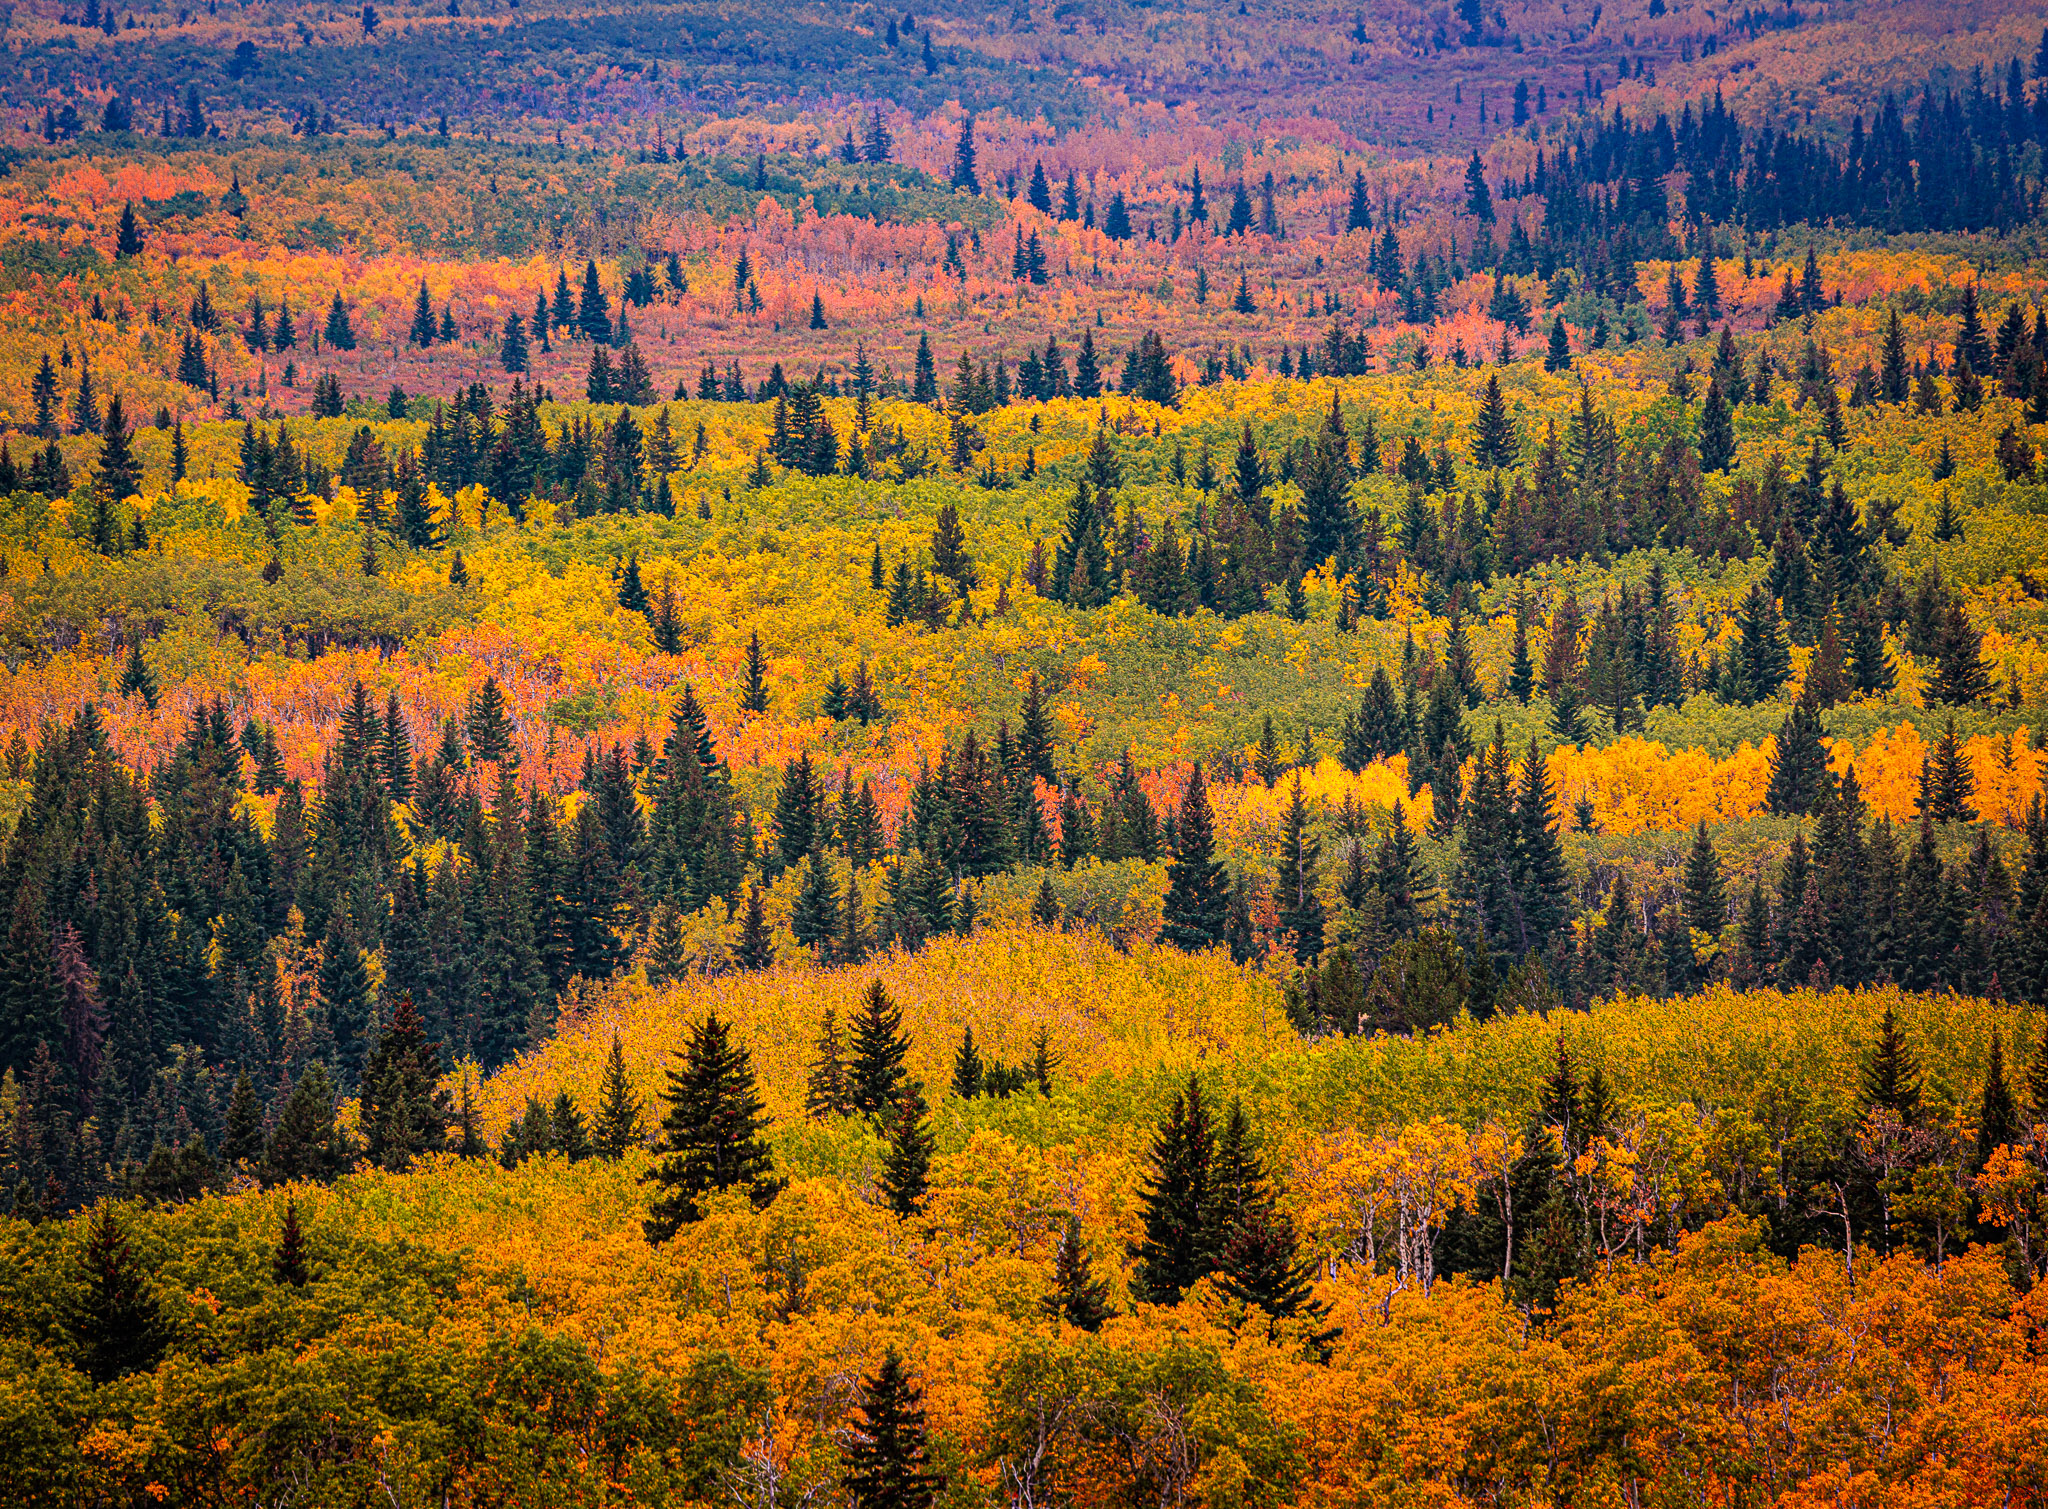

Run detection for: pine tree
[[119, 638, 158, 710], [68, 1207, 171, 1383], [950, 1024, 983, 1099], [849, 980, 911, 1118], [271, 1200, 310, 1287], [642, 1012, 781, 1241], [592, 1034, 644, 1157], [881, 1080, 935, 1215], [844, 1350, 945, 1509], [359, 996, 453, 1171], [1160, 764, 1228, 951], [266, 1062, 352, 1182], [1976, 1028, 2020, 1172], [1861, 1005, 1922, 1123], [116, 200, 144, 257], [1733, 581, 1791, 703], [1274, 775, 1325, 964], [466, 676, 514, 765], [323, 292, 357, 350], [740, 631, 769, 713], [1129, 1075, 1216, 1303], [1681, 821, 1727, 936], [1765, 695, 1831, 816], [735, 885, 775, 970], [805, 1008, 854, 1119], [1926, 716, 1977, 823], [1041, 1213, 1116, 1329]]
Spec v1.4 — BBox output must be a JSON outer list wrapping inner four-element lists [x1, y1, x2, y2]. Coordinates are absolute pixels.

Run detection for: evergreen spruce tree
[[805, 1008, 855, 1119], [849, 980, 911, 1118], [1861, 1005, 1922, 1123], [1129, 1075, 1216, 1303], [1041, 1213, 1115, 1329], [1506, 600, 1536, 704], [950, 1023, 984, 1099], [1976, 1028, 2020, 1172], [592, 1034, 644, 1157], [359, 996, 453, 1171], [1927, 716, 1978, 823], [1765, 695, 1831, 816], [642, 1012, 781, 1241], [844, 1350, 945, 1509], [881, 1080, 935, 1216], [735, 884, 775, 970], [1733, 581, 1792, 703], [740, 631, 769, 713], [271, 1199, 310, 1287], [1160, 764, 1228, 951], [68, 1206, 171, 1382], [1274, 775, 1326, 964], [265, 1061, 351, 1182], [1681, 821, 1727, 936], [466, 676, 514, 765]]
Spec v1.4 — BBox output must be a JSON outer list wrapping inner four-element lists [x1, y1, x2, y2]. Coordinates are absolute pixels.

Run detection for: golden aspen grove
[[7, 0, 2048, 1502]]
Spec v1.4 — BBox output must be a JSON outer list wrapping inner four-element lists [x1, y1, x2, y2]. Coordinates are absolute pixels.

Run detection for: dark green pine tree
[[359, 996, 453, 1171], [1698, 377, 1735, 472], [1926, 716, 1977, 823], [592, 1033, 644, 1158], [1764, 694, 1831, 816], [735, 884, 775, 970], [119, 637, 158, 710], [866, 1078, 931, 1228], [1160, 764, 1228, 951], [740, 630, 770, 713], [1041, 1213, 1116, 1330], [1018, 672, 1057, 783], [1215, 1182, 1334, 1348], [1681, 821, 1727, 936], [271, 1199, 310, 1287], [1880, 307, 1910, 403], [223, 1070, 265, 1167], [1861, 1005, 1922, 1124], [1506, 601, 1536, 704], [642, 1012, 782, 1241], [1976, 1028, 2020, 1173], [805, 1009, 854, 1119], [790, 849, 841, 957], [1129, 1075, 1216, 1303], [466, 676, 514, 765], [265, 1062, 352, 1182], [844, 1350, 946, 1509], [317, 916, 375, 1085], [849, 979, 911, 1118], [1733, 581, 1791, 703], [1472, 373, 1518, 469], [950, 1023, 983, 1099], [116, 200, 144, 257], [1274, 775, 1325, 964], [67, 1206, 172, 1383], [410, 279, 437, 346], [323, 292, 357, 350]]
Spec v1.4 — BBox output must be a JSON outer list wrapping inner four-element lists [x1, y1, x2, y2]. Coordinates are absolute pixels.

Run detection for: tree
[[1160, 765, 1228, 951], [499, 312, 529, 373], [1274, 776, 1325, 964], [1699, 377, 1735, 472], [1130, 1075, 1216, 1303], [1862, 1005, 1921, 1123], [849, 980, 911, 1118], [68, 1207, 171, 1383], [272, 1200, 310, 1287], [323, 293, 356, 350], [410, 279, 437, 346], [642, 1013, 781, 1241], [1925, 717, 1977, 824], [1042, 1213, 1115, 1329], [116, 201, 144, 258], [266, 1062, 352, 1182], [880, 1081, 935, 1215], [1881, 308, 1909, 403], [1733, 581, 1791, 703], [359, 997, 452, 1171], [1464, 152, 1493, 221], [949, 113, 978, 193], [1472, 373, 1518, 469], [844, 1350, 945, 1509], [1681, 821, 1727, 936], [467, 677, 513, 764], [1544, 316, 1571, 372], [593, 1034, 644, 1157], [578, 260, 612, 343], [1977, 1028, 2020, 1172], [119, 637, 158, 710], [1765, 695, 1830, 817], [1930, 602, 1991, 706]]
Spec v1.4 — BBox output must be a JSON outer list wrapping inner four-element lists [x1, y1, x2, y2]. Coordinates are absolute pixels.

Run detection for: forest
[[2, 0, 2048, 1502]]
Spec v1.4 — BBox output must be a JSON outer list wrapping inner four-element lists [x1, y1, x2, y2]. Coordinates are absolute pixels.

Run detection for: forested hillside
[[1, 0, 2048, 1502]]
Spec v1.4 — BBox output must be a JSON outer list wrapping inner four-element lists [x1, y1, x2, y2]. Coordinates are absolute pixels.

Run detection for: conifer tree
[[1274, 775, 1325, 964], [735, 884, 775, 970], [266, 1062, 351, 1182], [844, 1350, 945, 1509], [68, 1207, 171, 1383], [1765, 695, 1831, 816], [1861, 1005, 1922, 1123], [740, 631, 769, 713], [466, 676, 513, 765], [1681, 821, 1727, 936], [323, 292, 356, 350], [1130, 1075, 1216, 1303], [359, 996, 453, 1171], [1160, 764, 1228, 951], [271, 1200, 310, 1287], [1976, 1028, 2020, 1173], [642, 1012, 781, 1240], [1042, 1213, 1115, 1329], [849, 980, 911, 1118], [950, 1024, 983, 1099], [118, 638, 158, 710], [805, 1008, 854, 1118], [1733, 581, 1791, 703], [1926, 716, 1977, 823], [881, 1080, 935, 1215], [592, 1034, 644, 1157], [1506, 600, 1536, 704]]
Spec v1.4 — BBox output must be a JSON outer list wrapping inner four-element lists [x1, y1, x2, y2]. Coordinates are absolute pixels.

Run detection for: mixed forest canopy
[[2, 0, 2048, 1502]]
